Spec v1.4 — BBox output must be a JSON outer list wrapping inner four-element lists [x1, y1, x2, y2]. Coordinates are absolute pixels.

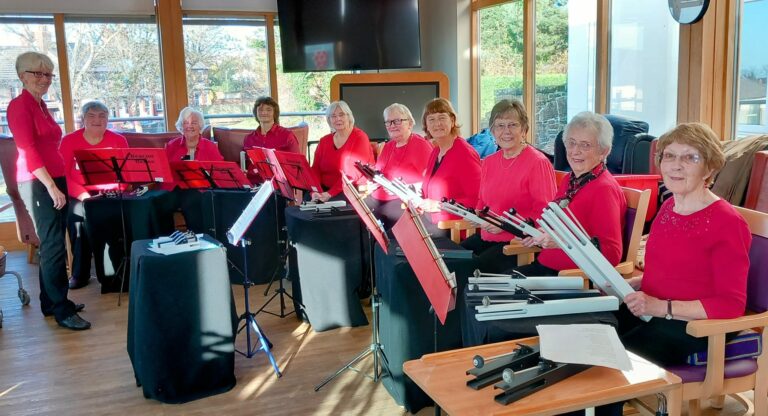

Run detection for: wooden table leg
[[666, 385, 683, 416]]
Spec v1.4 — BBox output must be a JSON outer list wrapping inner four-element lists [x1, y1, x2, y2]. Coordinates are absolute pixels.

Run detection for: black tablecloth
[[177, 189, 283, 284], [374, 238, 476, 413], [285, 206, 368, 332], [127, 235, 236, 403], [84, 190, 178, 292]]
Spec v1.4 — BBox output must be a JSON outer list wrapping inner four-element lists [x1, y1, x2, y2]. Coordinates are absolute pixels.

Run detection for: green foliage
[[479, 73, 566, 122]]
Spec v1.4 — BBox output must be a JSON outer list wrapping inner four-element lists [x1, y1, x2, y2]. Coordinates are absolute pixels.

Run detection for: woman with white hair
[[7, 51, 89, 330], [59, 101, 128, 290], [310, 100, 374, 202], [165, 107, 223, 162], [516, 111, 627, 275]]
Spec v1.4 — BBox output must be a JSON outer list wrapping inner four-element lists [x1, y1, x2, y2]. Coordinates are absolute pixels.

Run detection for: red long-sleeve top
[[164, 136, 224, 162], [243, 124, 300, 154], [7, 89, 65, 182], [422, 137, 481, 223], [59, 129, 129, 198], [477, 146, 557, 242], [642, 198, 751, 319], [371, 133, 433, 201], [311, 127, 374, 197], [537, 170, 627, 271]]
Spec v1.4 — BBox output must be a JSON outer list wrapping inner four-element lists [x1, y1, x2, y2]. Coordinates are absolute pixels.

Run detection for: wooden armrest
[[502, 240, 541, 256], [686, 312, 768, 338], [557, 268, 585, 277], [451, 219, 477, 231]]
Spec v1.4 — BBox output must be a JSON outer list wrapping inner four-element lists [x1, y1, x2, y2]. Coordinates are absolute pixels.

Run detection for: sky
[[741, 0, 768, 76]]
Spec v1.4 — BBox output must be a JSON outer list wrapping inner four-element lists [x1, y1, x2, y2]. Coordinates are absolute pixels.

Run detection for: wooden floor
[[0, 250, 756, 415]]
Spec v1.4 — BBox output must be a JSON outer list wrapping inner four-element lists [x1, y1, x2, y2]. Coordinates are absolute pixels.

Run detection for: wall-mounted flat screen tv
[[276, 0, 421, 72]]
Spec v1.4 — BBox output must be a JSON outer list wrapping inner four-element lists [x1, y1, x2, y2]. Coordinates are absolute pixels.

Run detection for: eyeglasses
[[492, 122, 521, 131], [564, 138, 595, 152], [25, 71, 56, 80], [658, 151, 702, 165], [384, 118, 408, 127]]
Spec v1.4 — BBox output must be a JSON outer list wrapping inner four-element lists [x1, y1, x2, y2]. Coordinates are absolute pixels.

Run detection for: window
[[735, 0, 768, 138], [182, 15, 270, 129], [609, 1, 678, 136], [64, 16, 165, 133]]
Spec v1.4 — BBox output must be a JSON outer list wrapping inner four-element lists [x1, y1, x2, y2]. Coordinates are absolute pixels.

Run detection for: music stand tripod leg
[[116, 186, 130, 307], [256, 193, 297, 318]]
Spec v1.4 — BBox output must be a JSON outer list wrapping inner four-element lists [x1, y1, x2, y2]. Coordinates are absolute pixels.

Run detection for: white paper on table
[[536, 324, 633, 371], [147, 238, 218, 255]]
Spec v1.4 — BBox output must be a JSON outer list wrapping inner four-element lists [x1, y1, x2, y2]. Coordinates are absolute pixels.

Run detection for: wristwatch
[[665, 299, 673, 320]]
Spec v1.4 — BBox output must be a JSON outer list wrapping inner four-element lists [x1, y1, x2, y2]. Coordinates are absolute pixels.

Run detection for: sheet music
[[536, 324, 633, 371], [226, 182, 274, 245]]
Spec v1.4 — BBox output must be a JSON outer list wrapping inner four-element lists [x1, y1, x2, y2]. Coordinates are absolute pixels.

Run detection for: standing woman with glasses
[[7, 51, 90, 330], [310, 100, 374, 202], [367, 103, 433, 229], [461, 100, 556, 273]]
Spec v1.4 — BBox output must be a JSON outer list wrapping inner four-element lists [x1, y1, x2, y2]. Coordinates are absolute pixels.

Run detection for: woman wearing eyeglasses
[[165, 107, 223, 162], [461, 100, 556, 273], [367, 103, 433, 228], [310, 100, 375, 202], [7, 51, 89, 330], [517, 111, 627, 275]]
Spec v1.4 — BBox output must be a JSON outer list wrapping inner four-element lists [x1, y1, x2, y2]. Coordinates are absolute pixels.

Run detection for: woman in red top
[[419, 98, 481, 236], [367, 103, 433, 228], [8, 52, 89, 330], [59, 101, 128, 290], [461, 100, 556, 273], [310, 101, 374, 201], [243, 96, 300, 153], [165, 107, 224, 162]]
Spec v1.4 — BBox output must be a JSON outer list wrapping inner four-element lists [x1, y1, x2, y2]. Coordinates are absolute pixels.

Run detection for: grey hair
[[15, 51, 54, 77], [563, 111, 614, 153], [175, 107, 206, 133], [383, 103, 415, 125], [80, 101, 109, 119], [325, 100, 355, 129]]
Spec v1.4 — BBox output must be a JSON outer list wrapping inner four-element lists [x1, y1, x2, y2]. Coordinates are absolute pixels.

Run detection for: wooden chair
[[436, 219, 476, 244], [744, 150, 768, 214], [631, 205, 768, 416]]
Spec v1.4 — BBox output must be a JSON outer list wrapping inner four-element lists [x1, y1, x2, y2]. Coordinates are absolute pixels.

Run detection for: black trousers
[[19, 177, 76, 321], [460, 233, 518, 273], [67, 198, 92, 282]]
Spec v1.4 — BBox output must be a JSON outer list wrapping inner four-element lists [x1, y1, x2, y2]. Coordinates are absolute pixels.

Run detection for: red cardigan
[[371, 133, 433, 201], [537, 170, 627, 271], [642, 198, 751, 319], [311, 127, 374, 197], [59, 129, 128, 198], [7, 89, 65, 182], [477, 146, 556, 242], [164, 136, 224, 162], [243, 124, 300, 154], [422, 137, 481, 223]]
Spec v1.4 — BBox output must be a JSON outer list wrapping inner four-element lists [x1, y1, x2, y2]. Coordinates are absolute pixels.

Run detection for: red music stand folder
[[74, 148, 173, 186], [261, 148, 294, 199], [391, 203, 457, 324], [245, 148, 276, 181], [272, 150, 322, 193], [341, 175, 389, 254], [170, 161, 252, 189]]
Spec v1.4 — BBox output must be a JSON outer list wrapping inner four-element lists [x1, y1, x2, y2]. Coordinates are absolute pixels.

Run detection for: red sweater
[[7, 89, 65, 182], [311, 127, 374, 197], [165, 136, 224, 162], [371, 133, 433, 201], [243, 124, 300, 154], [422, 137, 481, 223], [478, 146, 557, 242], [642, 199, 751, 319], [537, 170, 627, 271], [59, 129, 129, 198]]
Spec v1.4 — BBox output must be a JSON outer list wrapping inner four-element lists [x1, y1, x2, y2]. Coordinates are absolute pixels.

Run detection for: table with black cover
[[374, 238, 476, 414], [176, 188, 283, 285], [84, 190, 178, 291], [285, 205, 368, 332], [127, 235, 236, 403]]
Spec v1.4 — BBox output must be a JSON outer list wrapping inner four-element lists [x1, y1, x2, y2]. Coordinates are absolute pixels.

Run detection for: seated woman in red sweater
[[165, 107, 224, 162], [461, 99, 556, 273], [367, 103, 433, 229], [517, 111, 627, 274], [243, 96, 300, 153], [59, 100, 128, 290], [419, 98, 481, 236], [310, 100, 374, 202]]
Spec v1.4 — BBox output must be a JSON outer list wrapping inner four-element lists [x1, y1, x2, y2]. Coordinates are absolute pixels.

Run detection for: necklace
[[500, 144, 526, 169]]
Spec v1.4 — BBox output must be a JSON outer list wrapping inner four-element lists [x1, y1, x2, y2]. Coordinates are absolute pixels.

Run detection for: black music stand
[[314, 175, 392, 391], [75, 148, 172, 306]]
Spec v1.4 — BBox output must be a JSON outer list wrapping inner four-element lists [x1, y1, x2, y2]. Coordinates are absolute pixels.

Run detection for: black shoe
[[69, 277, 90, 289], [43, 303, 85, 317], [57, 313, 91, 330]]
